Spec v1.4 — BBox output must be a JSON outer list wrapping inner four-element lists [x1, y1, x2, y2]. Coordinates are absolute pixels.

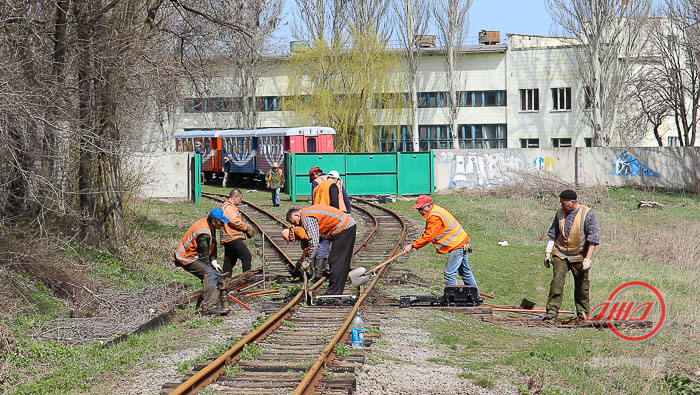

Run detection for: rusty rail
[[293, 196, 407, 394]]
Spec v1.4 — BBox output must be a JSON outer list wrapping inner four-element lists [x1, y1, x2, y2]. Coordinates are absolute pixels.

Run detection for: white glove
[[582, 258, 592, 271], [544, 252, 551, 268], [211, 259, 222, 272]]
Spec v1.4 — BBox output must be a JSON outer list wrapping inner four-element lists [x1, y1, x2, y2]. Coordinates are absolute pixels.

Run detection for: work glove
[[266, 184, 270, 189], [465, 242, 473, 253], [544, 252, 551, 269], [582, 258, 592, 271], [211, 259, 222, 272], [245, 226, 255, 238], [301, 260, 311, 270]]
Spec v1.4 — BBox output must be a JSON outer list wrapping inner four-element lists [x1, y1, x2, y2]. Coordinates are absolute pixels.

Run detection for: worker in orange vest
[[312, 170, 349, 213], [281, 225, 312, 277], [221, 189, 255, 275], [286, 205, 357, 296], [402, 195, 478, 291], [173, 208, 229, 315], [266, 162, 285, 207]]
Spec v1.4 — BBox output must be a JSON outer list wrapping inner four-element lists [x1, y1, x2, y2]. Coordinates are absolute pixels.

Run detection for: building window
[[520, 138, 539, 148], [458, 124, 507, 149], [584, 87, 592, 110], [552, 138, 572, 147], [585, 138, 593, 147], [520, 89, 539, 111], [418, 92, 450, 108], [376, 125, 414, 152], [552, 87, 572, 111], [419, 125, 452, 150], [668, 136, 680, 147], [457, 91, 506, 107]]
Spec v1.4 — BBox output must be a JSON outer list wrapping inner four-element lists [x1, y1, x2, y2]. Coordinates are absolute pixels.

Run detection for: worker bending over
[[403, 195, 478, 291], [221, 189, 255, 275], [286, 205, 357, 296], [174, 208, 229, 316], [281, 225, 313, 277]]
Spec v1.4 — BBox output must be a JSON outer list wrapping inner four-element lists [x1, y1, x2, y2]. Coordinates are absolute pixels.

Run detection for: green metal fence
[[192, 153, 201, 203], [285, 152, 433, 201]]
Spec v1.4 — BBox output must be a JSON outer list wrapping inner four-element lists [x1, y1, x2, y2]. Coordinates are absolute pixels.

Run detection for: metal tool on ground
[[244, 289, 279, 296], [348, 251, 406, 286], [400, 285, 482, 308], [228, 294, 251, 310], [302, 271, 309, 305]]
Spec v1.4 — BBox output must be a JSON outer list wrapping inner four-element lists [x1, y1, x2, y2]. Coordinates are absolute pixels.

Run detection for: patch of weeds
[[366, 327, 381, 334], [334, 343, 351, 358], [252, 315, 270, 330], [518, 384, 531, 395], [177, 358, 202, 374], [268, 281, 281, 290], [224, 364, 243, 377], [457, 371, 476, 379], [366, 355, 383, 365], [538, 386, 572, 395], [323, 369, 337, 379], [282, 320, 297, 329], [286, 284, 302, 298], [475, 377, 494, 389], [664, 373, 700, 394], [240, 343, 263, 360], [185, 318, 207, 329]]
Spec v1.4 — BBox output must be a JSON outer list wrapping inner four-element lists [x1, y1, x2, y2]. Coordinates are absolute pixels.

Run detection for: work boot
[[542, 312, 556, 321]]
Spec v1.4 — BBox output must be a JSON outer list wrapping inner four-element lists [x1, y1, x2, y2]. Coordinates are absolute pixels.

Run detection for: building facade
[[166, 32, 683, 152]]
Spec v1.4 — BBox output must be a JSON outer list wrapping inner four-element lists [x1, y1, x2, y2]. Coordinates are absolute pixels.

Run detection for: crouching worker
[[286, 205, 357, 296], [281, 225, 309, 275], [174, 208, 229, 316]]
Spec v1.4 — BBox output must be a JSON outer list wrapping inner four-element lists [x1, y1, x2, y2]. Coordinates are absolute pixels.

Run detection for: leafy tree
[[284, 30, 403, 152]]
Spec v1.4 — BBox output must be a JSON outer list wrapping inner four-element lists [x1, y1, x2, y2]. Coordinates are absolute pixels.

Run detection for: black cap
[[559, 189, 577, 200]]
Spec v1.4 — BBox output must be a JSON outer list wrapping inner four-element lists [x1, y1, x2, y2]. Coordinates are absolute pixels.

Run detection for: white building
[[165, 30, 685, 151]]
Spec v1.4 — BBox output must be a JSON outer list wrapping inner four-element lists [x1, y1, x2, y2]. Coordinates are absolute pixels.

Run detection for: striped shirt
[[302, 216, 357, 262], [547, 205, 600, 245]]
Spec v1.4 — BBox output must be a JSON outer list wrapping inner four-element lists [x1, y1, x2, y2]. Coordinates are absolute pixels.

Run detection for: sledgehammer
[[348, 251, 406, 287]]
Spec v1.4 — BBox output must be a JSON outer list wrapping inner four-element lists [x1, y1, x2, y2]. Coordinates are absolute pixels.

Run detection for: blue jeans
[[444, 247, 478, 291], [271, 188, 280, 205]]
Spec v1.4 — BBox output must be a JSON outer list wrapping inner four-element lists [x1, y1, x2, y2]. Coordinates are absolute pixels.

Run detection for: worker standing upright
[[543, 190, 599, 321], [266, 162, 285, 207], [174, 208, 229, 315], [402, 195, 478, 291], [313, 170, 351, 213], [221, 189, 255, 275], [286, 205, 357, 296]]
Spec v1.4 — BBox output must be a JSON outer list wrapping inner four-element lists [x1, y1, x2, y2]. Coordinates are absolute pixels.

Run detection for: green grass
[[382, 187, 700, 393]]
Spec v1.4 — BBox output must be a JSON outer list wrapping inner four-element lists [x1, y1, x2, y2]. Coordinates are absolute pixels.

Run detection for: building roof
[[174, 127, 336, 139]]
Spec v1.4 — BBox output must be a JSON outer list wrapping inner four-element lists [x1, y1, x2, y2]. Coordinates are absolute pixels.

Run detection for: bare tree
[[345, 0, 394, 39], [394, 0, 431, 151], [293, 0, 348, 46], [434, 0, 472, 149], [0, 0, 251, 247], [547, 0, 652, 146]]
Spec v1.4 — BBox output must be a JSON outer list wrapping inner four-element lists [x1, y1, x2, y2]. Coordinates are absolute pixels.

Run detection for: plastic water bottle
[[351, 312, 364, 348]]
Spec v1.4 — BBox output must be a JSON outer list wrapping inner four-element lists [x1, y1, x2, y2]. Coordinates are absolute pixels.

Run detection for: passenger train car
[[174, 127, 335, 183]]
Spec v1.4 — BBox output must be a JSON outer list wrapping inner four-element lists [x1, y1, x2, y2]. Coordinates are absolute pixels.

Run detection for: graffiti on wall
[[440, 151, 524, 189], [533, 156, 556, 171], [613, 151, 662, 178]]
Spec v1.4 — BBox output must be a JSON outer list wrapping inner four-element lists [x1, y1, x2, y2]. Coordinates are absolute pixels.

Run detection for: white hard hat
[[328, 170, 340, 178]]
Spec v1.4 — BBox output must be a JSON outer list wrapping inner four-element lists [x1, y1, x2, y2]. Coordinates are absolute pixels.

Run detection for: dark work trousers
[[323, 224, 357, 296], [176, 259, 221, 314], [223, 239, 252, 274], [546, 255, 590, 317]]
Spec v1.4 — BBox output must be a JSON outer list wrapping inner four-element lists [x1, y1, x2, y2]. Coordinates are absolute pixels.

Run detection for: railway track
[[161, 193, 408, 394]]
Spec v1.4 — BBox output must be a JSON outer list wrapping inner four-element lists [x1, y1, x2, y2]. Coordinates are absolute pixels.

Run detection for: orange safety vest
[[415, 205, 469, 254], [552, 204, 590, 263], [174, 218, 215, 265], [300, 205, 352, 237], [220, 201, 245, 243], [266, 168, 283, 185], [313, 179, 347, 212]]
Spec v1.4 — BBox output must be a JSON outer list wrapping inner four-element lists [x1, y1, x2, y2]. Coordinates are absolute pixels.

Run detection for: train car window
[[306, 137, 317, 152], [204, 139, 211, 151]]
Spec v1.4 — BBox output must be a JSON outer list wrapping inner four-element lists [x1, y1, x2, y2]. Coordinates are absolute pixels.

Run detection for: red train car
[[174, 127, 335, 184]]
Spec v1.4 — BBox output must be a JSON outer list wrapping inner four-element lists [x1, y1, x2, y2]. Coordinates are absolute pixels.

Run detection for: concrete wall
[[130, 152, 192, 199], [434, 147, 700, 191], [434, 148, 576, 190]]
